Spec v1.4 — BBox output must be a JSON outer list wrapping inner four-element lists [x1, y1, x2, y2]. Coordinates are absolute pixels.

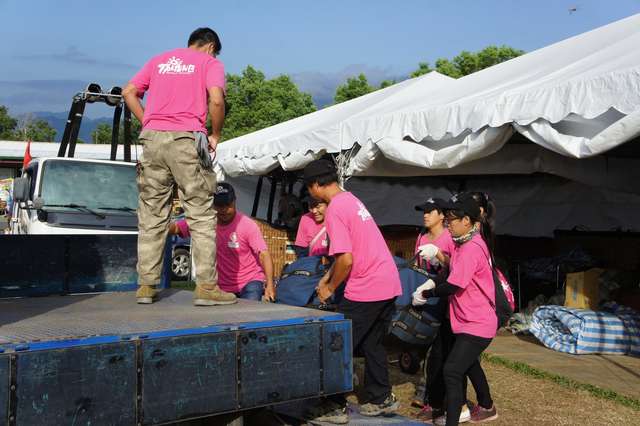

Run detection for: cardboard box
[[565, 268, 603, 310]]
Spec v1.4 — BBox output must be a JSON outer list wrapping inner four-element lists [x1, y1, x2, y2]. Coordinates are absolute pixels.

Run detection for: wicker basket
[[380, 225, 421, 260], [254, 219, 420, 278], [254, 219, 298, 278]]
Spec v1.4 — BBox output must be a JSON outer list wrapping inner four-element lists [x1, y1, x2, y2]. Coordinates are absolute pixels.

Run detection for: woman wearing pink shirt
[[294, 198, 329, 257], [414, 197, 455, 273], [419, 193, 499, 425], [411, 197, 461, 420]]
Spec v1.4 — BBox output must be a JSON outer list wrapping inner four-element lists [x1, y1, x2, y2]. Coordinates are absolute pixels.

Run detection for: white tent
[[216, 72, 454, 176], [342, 13, 640, 175], [219, 14, 640, 237], [219, 14, 640, 180]]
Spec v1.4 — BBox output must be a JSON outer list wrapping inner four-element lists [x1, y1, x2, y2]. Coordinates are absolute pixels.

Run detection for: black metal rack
[[57, 84, 132, 162]]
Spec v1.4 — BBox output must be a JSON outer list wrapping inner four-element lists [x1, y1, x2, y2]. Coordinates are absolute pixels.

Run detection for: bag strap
[[469, 240, 497, 311], [309, 226, 327, 248]]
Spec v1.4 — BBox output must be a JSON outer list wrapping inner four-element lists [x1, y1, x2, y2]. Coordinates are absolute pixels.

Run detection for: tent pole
[[267, 177, 277, 224], [251, 176, 263, 218]]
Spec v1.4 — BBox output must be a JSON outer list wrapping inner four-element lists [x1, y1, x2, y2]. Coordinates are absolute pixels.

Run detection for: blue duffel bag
[[276, 256, 341, 307], [389, 257, 446, 346]]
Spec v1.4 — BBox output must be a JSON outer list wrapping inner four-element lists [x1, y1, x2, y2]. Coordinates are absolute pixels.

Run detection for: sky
[[1, 0, 639, 117]]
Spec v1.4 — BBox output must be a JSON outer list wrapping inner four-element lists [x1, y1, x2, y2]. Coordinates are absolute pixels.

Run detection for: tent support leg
[[251, 176, 263, 218]]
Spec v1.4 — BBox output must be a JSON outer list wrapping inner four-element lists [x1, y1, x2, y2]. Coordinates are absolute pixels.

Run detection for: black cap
[[414, 197, 446, 212], [213, 182, 236, 206], [303, 159, 337, 180], [441, 193, 481, 220]]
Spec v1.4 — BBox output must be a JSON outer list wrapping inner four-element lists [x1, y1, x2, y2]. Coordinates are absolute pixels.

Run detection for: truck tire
[[399, 350, 421, 375], [172, 248, 191, 280]]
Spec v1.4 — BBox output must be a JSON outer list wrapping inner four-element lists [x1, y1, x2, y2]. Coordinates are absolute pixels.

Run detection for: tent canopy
[[218, 14, 640, 179], [217, 72, 454, 176]]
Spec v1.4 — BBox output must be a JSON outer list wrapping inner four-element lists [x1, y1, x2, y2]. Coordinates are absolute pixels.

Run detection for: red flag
[[23, 139, 32, 168]]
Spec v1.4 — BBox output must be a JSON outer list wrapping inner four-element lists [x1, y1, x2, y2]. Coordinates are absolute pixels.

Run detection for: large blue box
[[0, 291, 352, 425]]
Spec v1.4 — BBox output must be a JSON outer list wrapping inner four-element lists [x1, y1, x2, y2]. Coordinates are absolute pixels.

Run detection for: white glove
[[412, 279, 436, 306], [418, 244, 439, 261]]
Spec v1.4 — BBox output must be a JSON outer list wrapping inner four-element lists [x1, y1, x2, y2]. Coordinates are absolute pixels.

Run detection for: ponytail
[[471, 192, 497, 260]]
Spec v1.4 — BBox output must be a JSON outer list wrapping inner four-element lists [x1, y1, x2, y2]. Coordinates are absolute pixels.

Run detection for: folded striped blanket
[[530, 305, 640, 356]]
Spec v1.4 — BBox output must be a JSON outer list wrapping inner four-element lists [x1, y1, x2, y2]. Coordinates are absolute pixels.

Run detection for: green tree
[[333, 74, 375, 104], [410, 62, 433, 78], [434, 58, 462, 78], [412, 45, 525, 79], [220, 65, 316, 140], [90, 116, 142, 144], [379, 79, 396, 89], [91, 123, 112, 144], [12, 113, 57, 141], [0, 106, 18, 139]]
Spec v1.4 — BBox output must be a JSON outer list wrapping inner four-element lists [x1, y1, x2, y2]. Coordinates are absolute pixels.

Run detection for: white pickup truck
[[10, 157, 138, 234]]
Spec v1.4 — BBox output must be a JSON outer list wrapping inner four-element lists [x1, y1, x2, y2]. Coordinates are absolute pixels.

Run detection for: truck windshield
[[39, 160, 138, 212]]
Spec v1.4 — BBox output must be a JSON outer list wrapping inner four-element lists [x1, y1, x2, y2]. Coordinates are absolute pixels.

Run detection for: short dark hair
[[304, 171, 339, 187], [188, 27, 222, 55]]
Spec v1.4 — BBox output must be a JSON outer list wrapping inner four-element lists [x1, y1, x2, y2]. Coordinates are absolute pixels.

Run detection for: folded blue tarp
[[530, 304, 640, 356]]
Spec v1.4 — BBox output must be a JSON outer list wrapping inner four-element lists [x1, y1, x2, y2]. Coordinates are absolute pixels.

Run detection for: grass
[[481, 352, 640, 411]]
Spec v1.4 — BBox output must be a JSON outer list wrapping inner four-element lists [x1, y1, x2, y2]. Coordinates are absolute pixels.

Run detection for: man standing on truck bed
[[123, 27, 237, 306]]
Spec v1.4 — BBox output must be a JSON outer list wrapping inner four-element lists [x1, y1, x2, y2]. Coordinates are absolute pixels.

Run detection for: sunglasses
[[445, 210, 466, 222]]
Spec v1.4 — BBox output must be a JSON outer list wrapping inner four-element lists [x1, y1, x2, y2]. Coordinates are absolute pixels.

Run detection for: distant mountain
[[31, 112, 112, 143]]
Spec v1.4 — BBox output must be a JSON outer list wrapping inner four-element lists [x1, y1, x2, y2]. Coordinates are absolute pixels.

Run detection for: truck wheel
[[399, 350, 421, 375], [172, 248, 191, 280]]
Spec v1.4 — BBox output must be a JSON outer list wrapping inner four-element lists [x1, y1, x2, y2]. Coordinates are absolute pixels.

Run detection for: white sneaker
[[460, 405, 471, 422], [434, 405, 471, 425]]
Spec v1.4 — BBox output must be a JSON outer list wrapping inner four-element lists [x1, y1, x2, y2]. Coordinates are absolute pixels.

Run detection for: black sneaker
[[305, 400, 349, 424], [359, 393, 400, 417]]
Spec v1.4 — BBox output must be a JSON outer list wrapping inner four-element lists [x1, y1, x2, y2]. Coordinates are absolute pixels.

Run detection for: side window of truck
[[23, 165, 39, 201]]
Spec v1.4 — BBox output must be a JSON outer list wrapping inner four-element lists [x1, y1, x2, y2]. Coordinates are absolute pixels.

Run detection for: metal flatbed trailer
[[0, 290, 352, 425]]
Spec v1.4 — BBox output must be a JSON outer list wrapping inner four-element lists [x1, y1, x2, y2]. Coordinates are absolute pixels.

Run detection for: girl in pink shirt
[[411, 197, 456, 416], [413, 197, 455, 274], [294, 198, 329, 257], [420, 193, 499, 425]]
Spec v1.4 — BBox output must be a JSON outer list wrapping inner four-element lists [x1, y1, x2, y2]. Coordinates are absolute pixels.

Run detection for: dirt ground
[[178, 356, 637, 425], [372, 356, 639, 425]]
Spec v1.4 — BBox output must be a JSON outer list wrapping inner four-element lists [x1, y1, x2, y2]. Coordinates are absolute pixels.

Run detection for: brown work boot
[[193, 284, 237, 306], [136, 285, 158, 304]]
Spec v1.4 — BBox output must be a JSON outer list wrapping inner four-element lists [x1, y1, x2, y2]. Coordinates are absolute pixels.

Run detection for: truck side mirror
[[12, 177, 30, 202], [33, 197, 45, 210]]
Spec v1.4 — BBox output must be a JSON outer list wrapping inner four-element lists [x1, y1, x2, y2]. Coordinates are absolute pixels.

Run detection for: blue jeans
[[236, 280, 264, 301]]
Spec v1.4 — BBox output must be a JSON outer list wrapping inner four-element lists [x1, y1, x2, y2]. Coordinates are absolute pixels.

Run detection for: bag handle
[[469, 240, 497, 312]]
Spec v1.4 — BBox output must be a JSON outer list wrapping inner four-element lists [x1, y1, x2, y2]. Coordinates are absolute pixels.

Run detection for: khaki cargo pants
[[136, 130, 217, 287]]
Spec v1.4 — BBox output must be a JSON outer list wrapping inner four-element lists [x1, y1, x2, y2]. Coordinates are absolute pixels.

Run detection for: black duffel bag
[[389, 260, 446, 347]]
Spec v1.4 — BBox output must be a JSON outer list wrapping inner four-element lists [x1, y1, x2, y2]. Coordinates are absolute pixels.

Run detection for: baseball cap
[[414, 197, 446, 212], [213, 182, 236, 206], [441, 192, 481, 220], [303, 159, 337, 180]]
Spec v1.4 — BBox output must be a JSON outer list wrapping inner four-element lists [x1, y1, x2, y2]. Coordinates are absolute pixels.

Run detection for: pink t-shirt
[[414, 229, 455, 273], [175, 213, 267, 293], [130, 48, 225, 133], [446, 233, 497, 339], [326, 192, 402, 302], [294, 213, 329, 256]]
